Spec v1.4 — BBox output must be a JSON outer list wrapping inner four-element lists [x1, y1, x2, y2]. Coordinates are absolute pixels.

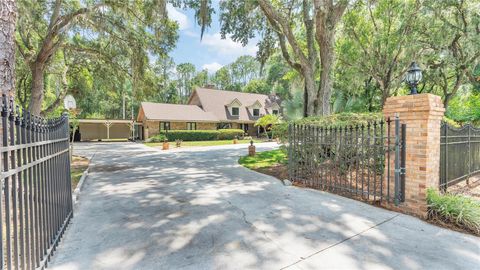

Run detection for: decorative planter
[[248, 140, 255, 156], [162, 141, 169, 150]]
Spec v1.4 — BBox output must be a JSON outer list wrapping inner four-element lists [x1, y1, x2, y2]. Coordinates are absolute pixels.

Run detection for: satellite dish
[[64, 95, 76, 110]]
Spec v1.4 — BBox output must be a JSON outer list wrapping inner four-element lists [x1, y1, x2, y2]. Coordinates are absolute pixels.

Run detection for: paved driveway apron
[[50, 142, 480, 270]]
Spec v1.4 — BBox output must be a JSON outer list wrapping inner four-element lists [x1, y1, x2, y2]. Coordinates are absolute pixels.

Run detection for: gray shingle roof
[[190, 88, 278, 122], [139, 102, 218, 122]]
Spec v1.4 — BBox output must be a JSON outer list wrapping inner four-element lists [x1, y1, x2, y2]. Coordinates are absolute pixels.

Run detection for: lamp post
[[405, 62, 422, 95]]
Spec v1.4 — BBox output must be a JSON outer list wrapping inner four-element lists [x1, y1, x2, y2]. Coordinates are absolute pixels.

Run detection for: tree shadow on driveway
[[49, 143, 480, 270]]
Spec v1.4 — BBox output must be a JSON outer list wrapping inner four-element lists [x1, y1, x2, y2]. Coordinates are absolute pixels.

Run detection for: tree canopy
[[8, 0, 480, 124]]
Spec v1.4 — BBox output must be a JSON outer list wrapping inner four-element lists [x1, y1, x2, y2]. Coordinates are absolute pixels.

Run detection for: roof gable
[[226, 98, 242, 107], [248, 100, 263, 109], [190, 87, 280, 122]]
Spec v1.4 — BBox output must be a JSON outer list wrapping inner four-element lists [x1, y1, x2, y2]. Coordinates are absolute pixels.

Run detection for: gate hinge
[[395, 168, 406, 175]]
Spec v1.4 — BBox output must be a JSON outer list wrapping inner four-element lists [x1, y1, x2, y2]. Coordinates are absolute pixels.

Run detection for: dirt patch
[[71, 155, 89, 190], [251, 164, 289, 182], [72, 155, 89, 169], [448, 175, 480, 199]]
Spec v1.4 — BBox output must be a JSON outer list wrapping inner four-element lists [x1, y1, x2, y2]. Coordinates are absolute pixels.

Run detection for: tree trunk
[[313, 0, 347, 116], [303, 84, 308, 117], [443, 93, 452, 110], [29, 63, 45, 114], [380, 80, 390, 108], [317, 31, 335, 115], [0, 0, 17, 97], [304, 69, 317, 116]]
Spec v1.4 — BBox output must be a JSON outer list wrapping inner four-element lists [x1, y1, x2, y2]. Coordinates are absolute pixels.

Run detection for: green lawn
[[145, 139, 263, 148], [238, 149, 287, 169]]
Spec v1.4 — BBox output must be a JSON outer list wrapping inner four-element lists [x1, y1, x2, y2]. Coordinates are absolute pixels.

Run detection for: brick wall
[[383, 94, 445, 217], [197, 122, 216, 130]]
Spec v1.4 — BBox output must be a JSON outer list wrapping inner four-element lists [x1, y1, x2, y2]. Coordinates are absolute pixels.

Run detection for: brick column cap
[[383, 94, 445, 116]]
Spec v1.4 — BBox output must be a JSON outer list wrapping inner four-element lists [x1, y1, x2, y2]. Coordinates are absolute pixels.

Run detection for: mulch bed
[[426, 211, 479, 237], [252, 164, 289, 181], [447, 175, 480, 199]]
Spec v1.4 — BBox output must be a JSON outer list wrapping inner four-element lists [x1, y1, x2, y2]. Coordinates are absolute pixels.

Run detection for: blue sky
[[167, 3, 258, 73]]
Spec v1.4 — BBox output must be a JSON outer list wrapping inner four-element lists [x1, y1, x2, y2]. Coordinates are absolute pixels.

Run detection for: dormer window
[[232, 107, 239, 116], [272, 109, 279, 115], [253, 108, 260, 117], [226, 98, 242, 117]]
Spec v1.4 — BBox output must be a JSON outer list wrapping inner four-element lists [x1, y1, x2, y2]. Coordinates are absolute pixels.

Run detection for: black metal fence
[[1, 96, 72, 270], [288, 117, 406, 204], [440, 123, 480, 190]]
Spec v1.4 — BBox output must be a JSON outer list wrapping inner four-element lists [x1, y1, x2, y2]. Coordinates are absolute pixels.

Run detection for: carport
[[77, 119, 136, 141]]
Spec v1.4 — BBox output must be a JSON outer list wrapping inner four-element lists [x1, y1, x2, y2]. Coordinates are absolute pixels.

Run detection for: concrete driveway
[[50, 142, 479, 270]]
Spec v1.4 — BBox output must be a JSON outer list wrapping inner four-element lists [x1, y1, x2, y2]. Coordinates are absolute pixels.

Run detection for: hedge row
[[271, 112, 384, 143], [148, 129, 245, 141], [218, 129, 245, 140]]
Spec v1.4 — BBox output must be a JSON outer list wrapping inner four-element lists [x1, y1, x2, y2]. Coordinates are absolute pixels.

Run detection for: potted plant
[[162, 139, 169, 150]]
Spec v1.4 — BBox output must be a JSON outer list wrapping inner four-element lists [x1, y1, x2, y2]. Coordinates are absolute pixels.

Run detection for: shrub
[[427, 188, 480, 234], [255, 114, 281, 140], [271, 122, 289, 142], [217, 129, 244, 140], [146, 133, 167, 143], [293, 112, 383, 127], [443, 117, 461, 128], [273, 112, 383, 143], [160, 130, 219, 141]]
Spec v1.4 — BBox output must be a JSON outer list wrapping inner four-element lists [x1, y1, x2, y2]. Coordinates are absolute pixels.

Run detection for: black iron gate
[[1, 96, 73, 270], [440, 123, 480, 190], [288, 116, 406, 204]]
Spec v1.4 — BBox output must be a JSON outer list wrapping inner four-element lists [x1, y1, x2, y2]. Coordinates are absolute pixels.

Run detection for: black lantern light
[[405, 62, 422, 95]]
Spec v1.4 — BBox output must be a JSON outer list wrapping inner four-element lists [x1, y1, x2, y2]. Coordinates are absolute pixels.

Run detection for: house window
[[217, 122, 231, 129], [232, 107, 239, 116], [187, 122, 196, 130], [272, 109, 279, 115], [253, 108, 260, 117], [159, 122, 170, 131]]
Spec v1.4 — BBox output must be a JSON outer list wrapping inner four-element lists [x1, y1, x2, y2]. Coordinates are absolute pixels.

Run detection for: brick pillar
[[383, 94, 445, 217]]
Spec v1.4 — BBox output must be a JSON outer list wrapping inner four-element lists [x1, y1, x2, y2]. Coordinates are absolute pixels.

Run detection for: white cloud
[[201, 62, 223, 73], [184, 30, 199, 38], [200, 33, 257, 57], [166, 4, 189, 30]]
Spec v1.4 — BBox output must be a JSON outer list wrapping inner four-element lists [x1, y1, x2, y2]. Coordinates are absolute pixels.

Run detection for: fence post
[[394, 115, 400, 205], [383, 94, 445, 217], [467, 126, 471, 185]]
